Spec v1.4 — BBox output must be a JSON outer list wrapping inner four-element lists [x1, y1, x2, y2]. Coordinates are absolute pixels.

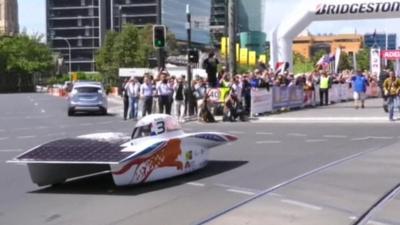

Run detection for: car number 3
[[156, 121, 166, 134]]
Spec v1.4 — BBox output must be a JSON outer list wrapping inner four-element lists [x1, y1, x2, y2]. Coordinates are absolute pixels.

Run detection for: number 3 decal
[[156, 121, 165, 134]]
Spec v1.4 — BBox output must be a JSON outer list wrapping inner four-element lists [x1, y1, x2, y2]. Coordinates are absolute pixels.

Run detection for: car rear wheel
[[100, 108, 107, 115], [68, 108, 75, 116]]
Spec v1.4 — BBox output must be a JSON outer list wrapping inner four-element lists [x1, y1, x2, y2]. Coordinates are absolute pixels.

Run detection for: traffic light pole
[[186, 4, 194, 116], [157, 0, 165, 70]]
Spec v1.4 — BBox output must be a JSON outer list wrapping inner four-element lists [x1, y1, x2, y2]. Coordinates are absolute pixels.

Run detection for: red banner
[[381, 50, 400, 60]]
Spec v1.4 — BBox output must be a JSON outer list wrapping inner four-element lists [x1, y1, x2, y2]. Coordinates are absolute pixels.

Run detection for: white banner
[[370, 48, 381, 78], [334, 48, 341, 73], [251, 89, 273, 115]]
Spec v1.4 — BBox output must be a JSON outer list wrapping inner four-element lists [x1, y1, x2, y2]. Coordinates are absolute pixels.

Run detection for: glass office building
[[364, 33, 397, 50]]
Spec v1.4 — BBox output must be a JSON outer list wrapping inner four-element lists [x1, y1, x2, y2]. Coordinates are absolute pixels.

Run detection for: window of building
[[77, 36, 82, 47], [85, 26, 90, 36], [88, 8, 94, 16], [77, 17, 82, 27], [81, 0, 86, 6]]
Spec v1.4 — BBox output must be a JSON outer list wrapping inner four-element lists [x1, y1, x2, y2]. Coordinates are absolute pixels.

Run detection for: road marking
[[268, 193, 283, 197], [227, 189, 256, 196], [80, 123, 93, 126], [287, 133, 307, 137], [0, 149, 23, 152], [186, 182, 205, 187], [0, 137, 9, 141], [256, 140, 281, 144], [45, 132, 66, 137], [35, 126, 49, 130], [229, 131, 244, 134], [34, 102, 39, 106], [41, 109, 46, 113], [15, 127, 30, 131], [323, 134, 347, 138], [305, 139, 327, 143], [367, 221, 391, 225], [97, 121, 113, 125], [349, 216, 357, 221], [256, 132, 274, 135], [17, 136, 35, 139], [281, 199, 322, 211], [352, 136, 394, 141]]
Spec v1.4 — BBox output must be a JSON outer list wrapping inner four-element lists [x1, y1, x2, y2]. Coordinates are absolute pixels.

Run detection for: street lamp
[[53, 37, 72, 76]]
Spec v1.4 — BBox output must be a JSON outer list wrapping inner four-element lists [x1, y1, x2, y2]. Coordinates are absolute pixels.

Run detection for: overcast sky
[[18, 0, 400, 41]]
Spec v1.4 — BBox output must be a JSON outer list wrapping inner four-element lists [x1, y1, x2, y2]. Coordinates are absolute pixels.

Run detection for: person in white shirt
[[125, 77, 140, 120], [140, 76, 154, 117], [156, 74, 173, 114], [173, 76, 186, 121]]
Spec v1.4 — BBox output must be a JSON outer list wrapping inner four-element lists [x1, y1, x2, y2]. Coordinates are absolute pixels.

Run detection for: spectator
[[156, 73, 173, 114], [121, 78, 129, 120], [140, 75, 154, 117], [173, 76, 186, 121], [351, 70, 369, 109], [203, 51, 219, 88], [379, 69, 390, 112], [383, 71, 400, 121], [318, 71, 331, 106], [125, 77, 140, 120]]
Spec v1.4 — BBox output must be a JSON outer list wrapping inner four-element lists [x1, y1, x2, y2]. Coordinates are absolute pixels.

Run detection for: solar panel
[[16, 138, 133, 163]]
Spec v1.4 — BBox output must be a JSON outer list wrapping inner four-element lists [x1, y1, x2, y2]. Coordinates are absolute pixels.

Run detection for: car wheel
[[101, 108, 107, 115], [68, 108, 74, 116]]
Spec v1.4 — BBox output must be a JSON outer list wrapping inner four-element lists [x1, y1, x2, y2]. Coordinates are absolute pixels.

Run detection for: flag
[[275, 62, 289, 74]]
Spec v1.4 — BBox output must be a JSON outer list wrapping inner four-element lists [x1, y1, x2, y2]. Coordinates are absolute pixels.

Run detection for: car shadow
[[29, 160, 247, 196]]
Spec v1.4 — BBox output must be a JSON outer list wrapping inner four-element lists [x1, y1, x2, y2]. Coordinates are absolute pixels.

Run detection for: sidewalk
[[108, 95, 394, 123]]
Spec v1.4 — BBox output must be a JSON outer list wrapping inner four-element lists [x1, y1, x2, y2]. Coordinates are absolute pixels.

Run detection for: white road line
[[288, 133, 307, 137], [40, 109, 46, 113], [268, 193, 283, 197], [323, 135, 348, 138], [34, 102, 39, 106], [97, 121, 113, 125], [227, 189, 256, 196], [229, 131, 244, 134], [45, 132, 66, 137], [0, 149, 23, 152], [186, 182, 205, 187], [352, 136, 394, 141], [305, 139, 327, 143], [367, 221, 391, 225], [14, 128, 30, 131], [281, 199, 322, 211], [0, 137, 10, 141], [17, 136, 36, 139], [80, 123, 93, 126], [349, 216, 357, 221], [35, 126, 49, 130], [256, 140, 281, 144], [352, 137, 370, 141], [256, 132, 274, 135]]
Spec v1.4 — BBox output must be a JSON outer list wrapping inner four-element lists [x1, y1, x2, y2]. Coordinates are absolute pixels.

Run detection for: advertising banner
[[251, 88, 273, 115], [370, 48, 381, 78], [381, 50, 400, 60]]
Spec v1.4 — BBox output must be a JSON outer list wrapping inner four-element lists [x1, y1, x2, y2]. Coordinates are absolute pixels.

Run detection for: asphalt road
[[0, 93, 399, 225]]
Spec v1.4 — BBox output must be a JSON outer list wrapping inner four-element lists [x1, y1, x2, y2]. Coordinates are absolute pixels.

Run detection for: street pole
[[118, 5, 122, 32], [157, 0, 165, 70], [186, 4, 194, 116], [228, 0, 236, 75], [224, 0, 229, 68]]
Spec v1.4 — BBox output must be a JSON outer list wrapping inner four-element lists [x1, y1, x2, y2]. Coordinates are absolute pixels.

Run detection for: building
[[47, 0, 211, 72], [239, 31, 266, 55], [364, 33, 397, 50], [210, 0, 265, 49], [47, 0, 107, 72], [293, 34, 363, 59], [0, 0, 19, 36]]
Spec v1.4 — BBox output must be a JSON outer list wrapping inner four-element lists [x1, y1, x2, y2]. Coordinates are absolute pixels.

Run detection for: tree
[[96, 31, 118, 84], [355, 48, 370, 71], [293, 52, 314, 74], [311, 49, 328, 65], [338, 52, 352, 71]]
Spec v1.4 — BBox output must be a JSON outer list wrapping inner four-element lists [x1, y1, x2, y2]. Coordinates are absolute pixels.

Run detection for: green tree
[[96, 31, 118, 84], [293, 52, 314, 74], [356, 49, 370, 71], [338, 52, 352, 71], [311, 49, 328, 65]]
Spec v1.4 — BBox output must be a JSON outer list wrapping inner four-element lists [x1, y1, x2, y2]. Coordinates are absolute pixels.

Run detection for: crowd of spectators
[[121, 61, 379, 122]]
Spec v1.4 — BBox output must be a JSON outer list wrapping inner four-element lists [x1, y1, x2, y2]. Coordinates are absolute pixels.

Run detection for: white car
[[67, 81, 108, 116], [8, 114, 238, 187]]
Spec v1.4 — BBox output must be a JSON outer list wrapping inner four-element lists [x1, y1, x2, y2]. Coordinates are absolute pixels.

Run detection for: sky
[[18, 0, 400, 41]]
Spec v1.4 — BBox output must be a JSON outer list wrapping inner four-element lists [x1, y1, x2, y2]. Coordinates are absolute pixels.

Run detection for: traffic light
[[188, 49, 199, 63], [153, 25, 166, 48]]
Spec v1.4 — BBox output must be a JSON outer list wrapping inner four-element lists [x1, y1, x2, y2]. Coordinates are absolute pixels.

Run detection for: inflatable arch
[[271, 0, 400, 71]]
